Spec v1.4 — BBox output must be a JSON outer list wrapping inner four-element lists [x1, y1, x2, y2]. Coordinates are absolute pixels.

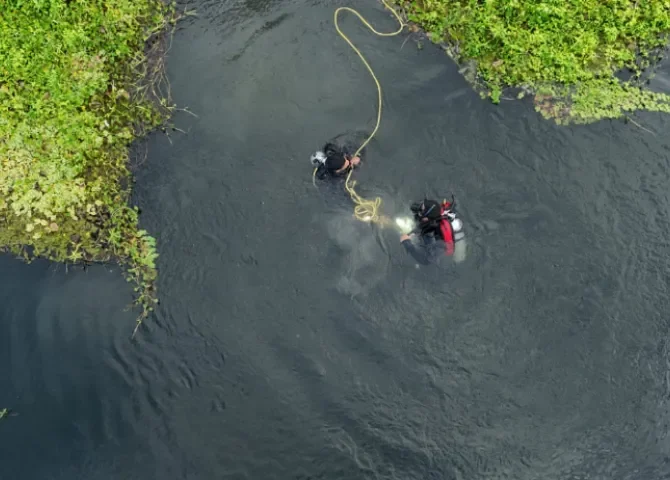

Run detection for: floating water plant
[[393, 0, 670, 124], [0, 0, 188, 335]]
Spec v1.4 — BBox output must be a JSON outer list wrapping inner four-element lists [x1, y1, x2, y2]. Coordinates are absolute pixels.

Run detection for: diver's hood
[[421, 200, 442, 220], [310, 150, 327, 167]]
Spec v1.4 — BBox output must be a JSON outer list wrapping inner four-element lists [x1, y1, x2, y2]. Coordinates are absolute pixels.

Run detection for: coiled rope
[[314, 0, 405, 225]]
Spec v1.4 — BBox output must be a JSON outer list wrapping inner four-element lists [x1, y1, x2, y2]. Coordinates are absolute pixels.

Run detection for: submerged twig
[[625, 114, 656, 135], [400, 34, 411, 50]]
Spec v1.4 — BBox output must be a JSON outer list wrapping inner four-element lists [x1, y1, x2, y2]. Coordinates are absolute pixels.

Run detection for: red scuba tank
[[439, 200, 455, 256]]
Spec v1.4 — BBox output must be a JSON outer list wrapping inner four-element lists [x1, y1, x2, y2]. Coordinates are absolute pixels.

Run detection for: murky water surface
[[3, 1, 670, 478]]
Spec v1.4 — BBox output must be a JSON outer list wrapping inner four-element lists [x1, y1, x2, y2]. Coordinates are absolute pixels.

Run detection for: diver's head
[[411, 199, 441, 222]]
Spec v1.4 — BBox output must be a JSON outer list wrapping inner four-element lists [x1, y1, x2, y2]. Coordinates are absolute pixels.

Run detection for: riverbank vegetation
[[392, 0, 670, 124], [1, 0, 181, 334]]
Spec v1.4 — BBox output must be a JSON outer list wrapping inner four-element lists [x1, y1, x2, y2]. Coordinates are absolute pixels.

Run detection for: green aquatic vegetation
[[0, 0, 182, 334], [393, 0, 670, 124]]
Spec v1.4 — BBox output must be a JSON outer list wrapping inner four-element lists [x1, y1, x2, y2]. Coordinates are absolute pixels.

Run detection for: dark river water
[[3, 1, 670, 478]]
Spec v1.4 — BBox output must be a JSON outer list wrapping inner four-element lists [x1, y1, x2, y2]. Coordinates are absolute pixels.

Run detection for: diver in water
[[310, 142, 361, 180], [399, 196, 465, 265]]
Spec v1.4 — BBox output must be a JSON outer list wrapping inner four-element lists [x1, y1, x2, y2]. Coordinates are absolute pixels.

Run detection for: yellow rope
[[314, 0, 405, 225]]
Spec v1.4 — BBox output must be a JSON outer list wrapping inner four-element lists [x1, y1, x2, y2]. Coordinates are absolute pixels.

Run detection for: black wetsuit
[[315, 143, 351, 180], [401, 214, 445, 265]]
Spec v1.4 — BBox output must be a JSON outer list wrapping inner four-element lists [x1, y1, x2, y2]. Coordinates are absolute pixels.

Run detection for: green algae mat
[[394, 0, 670, 124], [0, 0, 182, 333]]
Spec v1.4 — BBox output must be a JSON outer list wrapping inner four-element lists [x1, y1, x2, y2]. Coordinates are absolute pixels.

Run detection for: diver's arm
[[409, 225, 422, 236], [400, 236, 431, 265], [334, 156, 360, 176], [315, 165, 329, 180]]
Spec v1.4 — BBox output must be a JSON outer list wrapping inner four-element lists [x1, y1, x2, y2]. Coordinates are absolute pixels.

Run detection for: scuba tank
[[440, 196, 466, 263], [451, 216, 465, 242], [441, 196, 464, 242], [439, 196, 465, 256], [310, 150, 327, 167]]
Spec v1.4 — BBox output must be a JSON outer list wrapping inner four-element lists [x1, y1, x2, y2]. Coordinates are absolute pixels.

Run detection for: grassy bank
[[393, 0, 670, 124], [1, 0, 180, 333]]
